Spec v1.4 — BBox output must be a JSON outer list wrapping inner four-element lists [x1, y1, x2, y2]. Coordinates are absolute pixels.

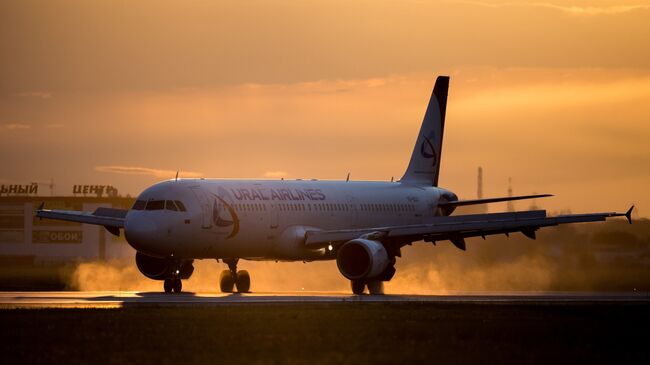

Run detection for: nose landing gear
[[163, 278, 182, 294], [220, 259, 250, 293]]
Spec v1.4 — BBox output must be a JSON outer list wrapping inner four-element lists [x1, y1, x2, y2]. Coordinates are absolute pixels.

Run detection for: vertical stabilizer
[[400, 75, 449, 186]]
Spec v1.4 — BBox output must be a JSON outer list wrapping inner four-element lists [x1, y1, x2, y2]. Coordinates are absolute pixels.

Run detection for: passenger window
[[174, 200, 187, 212], [132, 200, 146, 210], [146, 200, 164, 210], [165, 200, 178, 211]]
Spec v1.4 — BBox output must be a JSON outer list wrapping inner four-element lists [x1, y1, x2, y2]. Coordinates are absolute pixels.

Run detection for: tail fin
[[400, 75, 449, 186]]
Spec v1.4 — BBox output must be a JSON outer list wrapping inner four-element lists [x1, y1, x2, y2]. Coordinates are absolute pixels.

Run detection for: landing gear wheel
[[172, 278, 182, 293], [367, 281, 384, 295], [235, 270, 250, 293], [219, 270, 235, 293], [351, 280, 365, 295], [164, 279, 173, 294]]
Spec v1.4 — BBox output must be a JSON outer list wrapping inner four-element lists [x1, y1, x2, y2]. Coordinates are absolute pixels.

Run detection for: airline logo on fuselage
[[211, 190, 240, 239], [230, 188, 326, 201]]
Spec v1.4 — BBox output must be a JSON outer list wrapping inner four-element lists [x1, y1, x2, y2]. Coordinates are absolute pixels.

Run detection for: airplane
[[36, 75, 634, 295]]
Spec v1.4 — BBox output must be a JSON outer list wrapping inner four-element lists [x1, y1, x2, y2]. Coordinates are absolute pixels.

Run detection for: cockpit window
[[165, 200, 178, 211], [175, 200, 187, 212], [132, 200, 146, 210], [145, 200, 165, 210]]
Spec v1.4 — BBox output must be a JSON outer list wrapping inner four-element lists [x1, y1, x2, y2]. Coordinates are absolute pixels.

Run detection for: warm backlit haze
[[1, 0, 649, 215], [1, 0, 649, 293]]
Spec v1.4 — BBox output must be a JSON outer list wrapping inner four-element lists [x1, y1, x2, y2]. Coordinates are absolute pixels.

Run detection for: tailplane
[[400, 75, 449, 186]]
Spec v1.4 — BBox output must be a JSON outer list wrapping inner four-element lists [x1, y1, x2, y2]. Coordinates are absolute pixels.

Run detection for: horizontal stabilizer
[[438, 194, 553, 207]]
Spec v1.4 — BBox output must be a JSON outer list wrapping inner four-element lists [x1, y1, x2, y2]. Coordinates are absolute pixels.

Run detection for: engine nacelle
[[336, 239, 390, 280], [135, 251, 194, 280]]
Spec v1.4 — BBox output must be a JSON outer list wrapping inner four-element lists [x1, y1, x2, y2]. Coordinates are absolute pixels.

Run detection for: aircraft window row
[[360, 203, 414, 212], [229, 203, 267, 212], [223, 202, 354, 213], [132, 200, 187, 212], [314, 203, 349, 212], [279, 203, 350, 212], [211, 202, 414, 213]]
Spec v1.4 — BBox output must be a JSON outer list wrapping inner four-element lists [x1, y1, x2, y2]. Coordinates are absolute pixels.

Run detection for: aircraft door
[[346, 194, 358, 228], [268, 203, 279, 229], [189, 186, 213, 229]]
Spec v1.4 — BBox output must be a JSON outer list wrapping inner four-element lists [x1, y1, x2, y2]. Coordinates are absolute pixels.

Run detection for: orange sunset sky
[[1, 0, 649, 215]]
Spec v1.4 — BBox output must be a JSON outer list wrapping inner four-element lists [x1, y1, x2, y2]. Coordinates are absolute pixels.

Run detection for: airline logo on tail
[[419, 131, 437, 167]]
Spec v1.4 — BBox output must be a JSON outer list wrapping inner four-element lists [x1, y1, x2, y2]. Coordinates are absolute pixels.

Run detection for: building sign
[[32, 230, 82, 244], [0, 183, 38, 196], [72, 185, 118, 197]]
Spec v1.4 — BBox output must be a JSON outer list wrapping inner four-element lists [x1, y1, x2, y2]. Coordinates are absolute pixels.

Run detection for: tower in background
[[507, 177, 515, 212], [477, 167, 483, 200]]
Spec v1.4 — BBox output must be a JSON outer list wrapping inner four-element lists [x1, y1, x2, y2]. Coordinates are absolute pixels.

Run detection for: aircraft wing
[[304, 207, 634, 251], [35, 203, 127, 236]]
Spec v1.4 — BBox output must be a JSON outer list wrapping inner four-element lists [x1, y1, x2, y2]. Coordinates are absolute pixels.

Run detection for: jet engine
[[336, 239, 390, 280], [135, 251, 194, 280]]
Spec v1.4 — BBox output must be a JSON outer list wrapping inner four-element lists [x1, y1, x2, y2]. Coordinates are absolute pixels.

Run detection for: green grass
[[2, 302, 649, 364]]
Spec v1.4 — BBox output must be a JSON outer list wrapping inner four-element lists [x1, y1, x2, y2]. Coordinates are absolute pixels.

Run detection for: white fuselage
[[124, 179, 456, 261]]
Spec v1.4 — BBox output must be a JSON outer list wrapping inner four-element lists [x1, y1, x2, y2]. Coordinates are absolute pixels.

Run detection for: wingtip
[[36, 202, 44, 221], [625, 205, 634, 224]]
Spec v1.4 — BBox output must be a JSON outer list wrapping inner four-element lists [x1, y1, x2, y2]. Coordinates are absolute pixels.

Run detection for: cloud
[[13, 91, 52, 99], [95, 165, 203, 178], [2, 123, 31, 130], [454, 74, 650, 112], [451, 1, 650, 15], [263, 170, 288, 178]]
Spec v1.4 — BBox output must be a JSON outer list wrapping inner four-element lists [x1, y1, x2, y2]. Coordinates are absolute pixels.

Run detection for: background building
[[0, 185, 135, 265]]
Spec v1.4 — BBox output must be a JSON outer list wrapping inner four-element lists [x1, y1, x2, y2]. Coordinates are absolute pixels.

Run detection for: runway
[[1, 291, 649, 308]]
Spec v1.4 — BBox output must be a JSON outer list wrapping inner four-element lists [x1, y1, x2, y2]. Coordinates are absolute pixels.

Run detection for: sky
[[1, 0, 649, 215]]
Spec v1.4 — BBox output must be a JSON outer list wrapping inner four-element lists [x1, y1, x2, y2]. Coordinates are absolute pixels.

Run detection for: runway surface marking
[[1, 291, 649, 308]]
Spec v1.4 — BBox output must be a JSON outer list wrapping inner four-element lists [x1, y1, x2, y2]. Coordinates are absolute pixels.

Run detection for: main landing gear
[[163, 278, 182, 294], [219, 259, 250, 293], [351, 280, 384, 295]]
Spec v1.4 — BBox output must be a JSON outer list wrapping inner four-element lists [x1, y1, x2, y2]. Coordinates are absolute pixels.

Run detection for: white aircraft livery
[[37, 76, 634, 294]]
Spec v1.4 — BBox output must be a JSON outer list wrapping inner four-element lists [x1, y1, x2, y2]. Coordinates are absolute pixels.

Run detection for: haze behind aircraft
[[37, 76, 634, 294]]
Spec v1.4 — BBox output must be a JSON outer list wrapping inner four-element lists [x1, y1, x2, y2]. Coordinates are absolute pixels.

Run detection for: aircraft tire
[[163, 279, 173, 294], [367, 281, 384, 295], [219, 270, 235, 293], [172, 278, 182, 293], [235, 270, 250, 293], [351, 280, 365, 295]]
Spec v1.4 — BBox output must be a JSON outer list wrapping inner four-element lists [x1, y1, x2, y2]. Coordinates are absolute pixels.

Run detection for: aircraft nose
[[124, 213, 159, 252]]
